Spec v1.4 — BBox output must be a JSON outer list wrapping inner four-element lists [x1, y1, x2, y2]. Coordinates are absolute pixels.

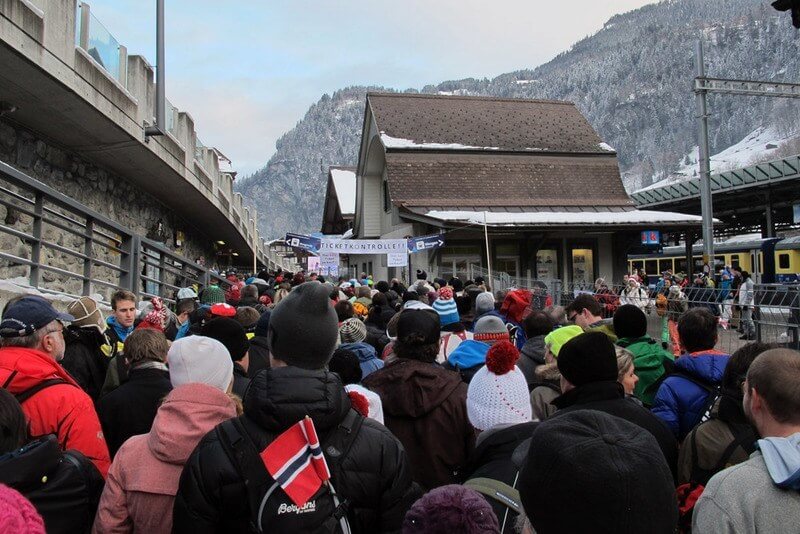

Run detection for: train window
[[658, 259, 673, 273], [645, 260, 658, 275], [758, 253, 762, 273], [779, 253, 790, 270], [731, 255, 741, 270], [714, 256, 725, 268], [675, 258, 688, 274], [631, 260, 644, 272]]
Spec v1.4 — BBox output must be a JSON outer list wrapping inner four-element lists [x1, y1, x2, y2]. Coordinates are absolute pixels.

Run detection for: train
[[628, 234, 800, 284]]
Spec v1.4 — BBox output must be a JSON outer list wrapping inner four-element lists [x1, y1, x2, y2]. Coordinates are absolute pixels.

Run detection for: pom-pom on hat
[[467, 340, 532, 431], [431, 286, 459, 327]]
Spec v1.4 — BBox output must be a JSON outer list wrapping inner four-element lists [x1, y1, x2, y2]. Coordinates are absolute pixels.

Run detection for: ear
[[750, 387, 765, 416]]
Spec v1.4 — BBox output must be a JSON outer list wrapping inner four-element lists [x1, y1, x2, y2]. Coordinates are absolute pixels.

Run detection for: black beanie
[[268, 282, 339, 369], [416, 269, 427, 280], [557, 331, 618, 386], [519, 410, 677, 534], [201, 318, 250, 362], [328, 348, 362, 385], [375, 280, 390, 293], [613, 304, 648, 339]]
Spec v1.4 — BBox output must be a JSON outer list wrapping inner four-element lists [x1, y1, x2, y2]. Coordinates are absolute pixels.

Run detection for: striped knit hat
[[432, 286, 460, 326], [473, 315, 510, 345], [339, 317, 367, 344]]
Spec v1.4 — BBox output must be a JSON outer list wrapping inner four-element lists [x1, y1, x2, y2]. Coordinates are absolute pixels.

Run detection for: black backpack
[[464, 475, 522, 534], [216, 410, 363, 533]]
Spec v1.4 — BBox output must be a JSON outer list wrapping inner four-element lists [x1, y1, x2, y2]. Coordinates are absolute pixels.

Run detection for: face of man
[[568, 308, 591, 329], [40, 321, 66, 361], [114, 299, 137, 328]]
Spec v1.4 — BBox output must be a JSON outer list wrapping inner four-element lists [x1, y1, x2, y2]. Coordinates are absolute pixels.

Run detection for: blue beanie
[[432, 293, 460, 327]]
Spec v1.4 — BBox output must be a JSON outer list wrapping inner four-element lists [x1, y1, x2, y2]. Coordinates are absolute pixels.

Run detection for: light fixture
[[232, 252, 239, 257], [216, 240, 225, 245]]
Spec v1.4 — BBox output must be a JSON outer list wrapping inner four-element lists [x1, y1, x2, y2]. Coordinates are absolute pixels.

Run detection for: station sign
[[641, 230, 661, 246], [407, 234, 445, 253], [284, 233, 321, 254]]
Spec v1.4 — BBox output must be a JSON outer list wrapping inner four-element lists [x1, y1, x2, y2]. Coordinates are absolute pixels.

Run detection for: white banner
[[387, 252, 408, 267], [320, 238, 408, 255], [320, 252, 339, 268]]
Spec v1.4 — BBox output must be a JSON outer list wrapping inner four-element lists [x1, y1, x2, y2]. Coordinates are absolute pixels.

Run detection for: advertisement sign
[[641, 230, 661, 246], [284, 233, 321, 254], [320, 238, 408, 254], [387, 252, 408, 267], [407, 234, 446, 253]]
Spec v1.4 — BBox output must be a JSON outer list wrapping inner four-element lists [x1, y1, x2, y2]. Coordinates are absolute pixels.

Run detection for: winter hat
[[519, 410, 677, 534], [210, 302, 237, 318], [177, 287, 198, 300], [613, 304, 648, 339], [268, 282, 339, 370], [0, 484, 46, 534], [202, 318, 250, 362], [67, 296, 105, 334], [500, 289, 532, 324], [432, 287, 459, 327], [403, 484, 500, 534], [467, 341, 532, 431], [329, 348, 362, 384], [544, 325, 584, 357], [416, 269, 427, 281], [375, 280, 390, 293], [473, 316, 510, 345], [136, 297, 168, 332], [448, 277, 464, 293], [254, 310, 271, 337], [397, 309, 440, 345], [168, 335, 234, 392], [339, 317, 367, 344], [475, 292, 496, 315], [200, 285, 226, 305], [557, 331, 618, 387]]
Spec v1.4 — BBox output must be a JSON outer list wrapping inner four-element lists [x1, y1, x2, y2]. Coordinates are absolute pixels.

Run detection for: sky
[[89, 1, 657, 176]]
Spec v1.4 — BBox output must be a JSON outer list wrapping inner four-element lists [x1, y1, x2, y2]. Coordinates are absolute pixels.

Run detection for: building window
[[571, 248, 594, 286], [382, 181, 390, 212], [536, 249, 559, 280]]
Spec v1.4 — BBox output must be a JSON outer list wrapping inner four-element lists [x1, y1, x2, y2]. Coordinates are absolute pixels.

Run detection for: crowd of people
[[0, 266, 798, 533]]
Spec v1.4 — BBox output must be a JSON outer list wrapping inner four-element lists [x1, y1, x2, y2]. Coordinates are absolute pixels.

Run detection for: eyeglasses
[[567, 314, 577, 323]]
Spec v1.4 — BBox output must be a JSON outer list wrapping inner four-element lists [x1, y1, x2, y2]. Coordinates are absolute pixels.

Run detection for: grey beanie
[[268, 282, 339, 369], [475, 292, 495, 315]]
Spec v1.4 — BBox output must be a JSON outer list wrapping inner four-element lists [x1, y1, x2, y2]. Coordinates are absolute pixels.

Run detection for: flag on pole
[[261, 416, 331, 506]]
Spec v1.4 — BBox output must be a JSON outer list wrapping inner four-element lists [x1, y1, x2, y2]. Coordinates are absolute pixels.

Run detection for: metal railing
[[0, 161, 233, 304]]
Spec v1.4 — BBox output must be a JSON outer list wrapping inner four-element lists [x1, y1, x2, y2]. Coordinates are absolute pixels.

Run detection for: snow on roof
[[423, 209, 706, 226], [330, 168, 356, 215], [380, 133, 502, 151], [598, 142, 616, 153]]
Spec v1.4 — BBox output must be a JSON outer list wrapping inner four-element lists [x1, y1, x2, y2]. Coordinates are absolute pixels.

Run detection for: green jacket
[[616, 336, 674, 406]]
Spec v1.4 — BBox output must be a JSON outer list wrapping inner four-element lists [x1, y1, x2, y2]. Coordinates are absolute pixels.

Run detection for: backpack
[[216, 410, 364, 533], [655, 293, 668, 317], [464, 475, 521, 534]]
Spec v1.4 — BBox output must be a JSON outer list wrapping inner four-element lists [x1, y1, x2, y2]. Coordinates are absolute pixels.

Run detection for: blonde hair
[[615, 346, 634, 381]]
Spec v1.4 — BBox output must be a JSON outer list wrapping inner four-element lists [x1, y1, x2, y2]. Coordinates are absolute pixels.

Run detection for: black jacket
[[237, 296, 269, 315], [552, 381, 679, 480], [0, 435, 103, 534], [173, 367, 416, 533], [461, 422, 538, 533], [62, 326, 112, 403], [96, 366, 172, 458], [247, 336, 270, 378], [232, 362, 251, 398]]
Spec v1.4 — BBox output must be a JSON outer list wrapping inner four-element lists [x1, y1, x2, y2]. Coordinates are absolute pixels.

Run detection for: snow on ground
[[330, 168, 356, 215], [424, 209, 705, 226]]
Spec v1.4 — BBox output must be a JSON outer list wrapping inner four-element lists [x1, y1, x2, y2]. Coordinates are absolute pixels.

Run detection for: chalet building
[[320, 166, 356, 235]]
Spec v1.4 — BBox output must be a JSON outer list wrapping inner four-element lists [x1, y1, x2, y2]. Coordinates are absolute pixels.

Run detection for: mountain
[[236, 0, 800, 238]]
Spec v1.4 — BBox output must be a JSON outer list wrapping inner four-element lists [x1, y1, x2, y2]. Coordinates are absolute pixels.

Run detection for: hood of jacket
[[148, 383, 236, 465], [675, 350, 729, 384], [552, 380, 623, 409], [466, 421, 539, 475], [339, 341, 378, 363], [363, 358, 464, 419], [0, 347, 79, 395], [243, 366, 350, 434], [520, 335, 546, 366], [0, 435, 62, 491], [534, 361, 561, 382], [447, 339, 489, 370], [617, 336, 672, 373], [106, 315, 134, 342], [758, 432, 800, 490]]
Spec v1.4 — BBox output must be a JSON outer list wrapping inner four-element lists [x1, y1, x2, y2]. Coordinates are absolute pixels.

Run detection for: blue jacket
[[339, 341, 384, 380], [651, 350, 730, 440], [447, 340, 489, 370]]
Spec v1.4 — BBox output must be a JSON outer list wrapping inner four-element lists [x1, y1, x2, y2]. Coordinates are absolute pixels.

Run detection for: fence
[[0, 161, 232, 305]]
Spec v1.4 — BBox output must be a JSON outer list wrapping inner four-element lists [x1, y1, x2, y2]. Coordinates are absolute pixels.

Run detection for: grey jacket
[[517, 335, 546, 386]]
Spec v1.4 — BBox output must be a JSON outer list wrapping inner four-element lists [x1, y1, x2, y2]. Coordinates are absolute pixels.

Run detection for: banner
[[387, 252, 408, 267], [284, 233, 321, 254], [408, 234, 445, 253], [320, 238, 407, 255], [320, 252, 339, 268]]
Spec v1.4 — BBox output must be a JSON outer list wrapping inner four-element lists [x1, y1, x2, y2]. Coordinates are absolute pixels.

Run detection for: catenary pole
[[694, 40, 714, 271], [484, 211, 492, 288]]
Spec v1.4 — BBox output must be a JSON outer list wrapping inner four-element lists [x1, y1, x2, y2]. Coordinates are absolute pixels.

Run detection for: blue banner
[[284, 233, 321, 254], [408, 234, 445, 253], [640, 230, 661, 246]]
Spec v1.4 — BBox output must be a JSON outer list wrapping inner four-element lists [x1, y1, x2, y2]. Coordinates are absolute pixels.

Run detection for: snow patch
[[515, 80, 536, 85], [598, 142, 616, 152], [380, 133, 501, 151], [330, 168, 356, 215], [424, 209, 705, 226], [0, 277, 109, 308]]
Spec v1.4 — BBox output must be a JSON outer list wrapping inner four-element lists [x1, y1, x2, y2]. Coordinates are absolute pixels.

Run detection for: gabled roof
[[368, 92, 616, 154]]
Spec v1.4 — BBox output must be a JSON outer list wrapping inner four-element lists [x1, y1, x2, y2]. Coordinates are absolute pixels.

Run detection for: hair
[[125, 328, 169, 366], [565, 294, 602, 318], [746, 348, 800, 424], [240, 284, 259, 300], [522, 311, 554, 338], [614, 346, 634, 382], [677, 308, 718, 353], [235, 306, 261, 329], [357, 286, 372, 299], [393, 334, 440, 363], [371, 292, 388, 307], [335, 300, 354, 322], [455, 295, 472, 316], [0, 388, 27, 454], [722, 342, 775, 393], [176, 298, 198, 316], [544, 305, 566, 326], [0, 320, 59, 349], [328, 348, 363, 385], [111, 290, 136, 310]]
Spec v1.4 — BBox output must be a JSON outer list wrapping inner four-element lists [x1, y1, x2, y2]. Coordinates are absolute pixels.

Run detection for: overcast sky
[[91, 1, 656, 176]]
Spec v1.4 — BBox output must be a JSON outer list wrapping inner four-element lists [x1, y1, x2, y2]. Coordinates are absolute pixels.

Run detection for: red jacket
[[0, 347, 111, 477]]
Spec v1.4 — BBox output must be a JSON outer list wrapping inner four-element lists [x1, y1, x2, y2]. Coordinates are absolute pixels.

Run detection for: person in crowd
[[334, 299, 355, 323], [652, 308, 730, 440], [173, 298, 197, 341], [97, 328, 172, 458], [237, 284, 268, 314], [655, 277, 671, 348], [718, 270, 733, 329], [363, 308, 474, 490], [614, 304, 675, 407], [0, 484, 47, 534], [615, 346, 640, 399], [364, 292, 393, 354], [93, 336, 237, 534], [565, 293, 617, 342], [339, 317, 385, 380], [593, 277, 620, 318], [543, 304, 567, 326], [620, 277, 650, 311], [473, 291, 496, 327], [246, 311, 270, 378], [461, 341, 536, 533], [0, 388, 103, 534], [403, 485, 500, 534], [519, 411, 678, 534], [517, 310, 553, 387], [738, 270, 756, 340], [433, 286, 474, 363], [355, 285, 373, 308], [528, 325, 584, 421], [176, 286, 198, 303], [446, 315, 510, 384], [106, 290, 137, 346], [496, 289, 531, 349], [174, 282, 415, 531], [201, 318, 251, 398], [199, 285, 226, 306], [666, 283, 689, 356], [233, 306, 260, 335], [677, 342, 772, 486], [61, 296, 114, 402], [414, 270, 435, 294], [0, 296, 110, 476], [329, 347, 384, 424], [551, 332, 678, 477], [693, 349, 800, 532]]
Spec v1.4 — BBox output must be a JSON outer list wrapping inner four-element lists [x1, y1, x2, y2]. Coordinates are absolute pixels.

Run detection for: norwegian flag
[[261, 416, 331, 506]]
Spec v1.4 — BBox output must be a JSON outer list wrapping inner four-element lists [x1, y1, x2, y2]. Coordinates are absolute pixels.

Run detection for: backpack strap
[[464, 477, 521, 514], [710, 424, 758, 473], [323, 409, 364, 482], [13, 378, 69, 404]]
